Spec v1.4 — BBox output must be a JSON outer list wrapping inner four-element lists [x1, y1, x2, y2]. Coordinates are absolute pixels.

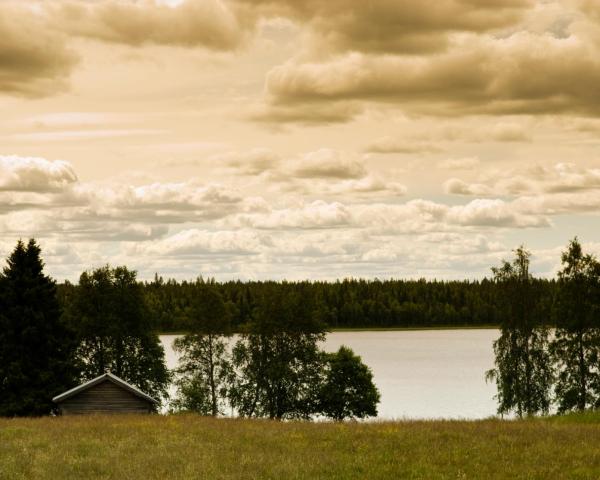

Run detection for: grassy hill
[[1, 414, 599, 479]]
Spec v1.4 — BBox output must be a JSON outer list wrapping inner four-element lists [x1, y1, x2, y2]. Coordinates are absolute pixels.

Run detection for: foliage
[[551, 238, 600, 412], [0, 239, 76, 416], [318, 346, 379, 420], [486, 246, 553, 417], [171, 282, 233, 416], [64, 265, 170, 404], [228, 284, 327, 419]]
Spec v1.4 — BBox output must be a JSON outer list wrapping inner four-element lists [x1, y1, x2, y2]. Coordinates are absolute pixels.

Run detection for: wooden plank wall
[[58, 380, 154, 415]]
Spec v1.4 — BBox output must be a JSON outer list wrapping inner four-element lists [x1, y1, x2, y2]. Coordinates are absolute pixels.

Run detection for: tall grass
[[1, 414, 599, 479]]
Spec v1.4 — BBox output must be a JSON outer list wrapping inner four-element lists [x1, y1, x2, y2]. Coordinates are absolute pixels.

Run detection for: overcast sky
[[1, 0, 600, 281]]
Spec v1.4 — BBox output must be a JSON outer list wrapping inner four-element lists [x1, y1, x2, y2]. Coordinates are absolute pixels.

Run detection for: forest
[[57, 275, 556, 332]]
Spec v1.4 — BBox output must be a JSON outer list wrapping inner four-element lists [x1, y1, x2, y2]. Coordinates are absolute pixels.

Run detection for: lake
[[160, 328, 500, 419]]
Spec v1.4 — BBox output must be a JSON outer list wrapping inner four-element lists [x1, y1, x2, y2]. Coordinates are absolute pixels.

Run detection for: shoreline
[[158, 325, 500, 335]]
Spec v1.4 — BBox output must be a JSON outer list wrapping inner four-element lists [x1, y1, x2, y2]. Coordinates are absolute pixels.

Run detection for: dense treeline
[[60, 277, 556, 332]]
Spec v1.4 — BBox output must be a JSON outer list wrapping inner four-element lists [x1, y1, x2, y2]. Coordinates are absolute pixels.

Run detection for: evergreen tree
[[318, 346, 380, 421], [171, 281, 233, 416], [551, 238, 600, 412], [0, 239, 76, 416], [65, 265, 170, 404], [486, 246, 553, 417]]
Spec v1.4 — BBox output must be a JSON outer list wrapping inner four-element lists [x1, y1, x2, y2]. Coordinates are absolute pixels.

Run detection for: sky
[[1, 0, 600, 281]]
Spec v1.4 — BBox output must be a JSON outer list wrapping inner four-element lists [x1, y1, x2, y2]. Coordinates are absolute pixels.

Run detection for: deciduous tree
[[318, 346, 380, 421], [486, 246, 553, 417], [65, 265, 170, 404]]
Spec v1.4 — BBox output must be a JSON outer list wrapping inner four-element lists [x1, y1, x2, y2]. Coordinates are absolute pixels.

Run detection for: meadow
[[1, 414, 599, 480]]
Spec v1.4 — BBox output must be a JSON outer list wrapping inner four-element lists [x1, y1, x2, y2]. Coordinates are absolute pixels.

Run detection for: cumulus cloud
[[129, 228, 270, 256], [226, 197, 549, 232], [263, 29, 600, 120], [445, 163, 600, 197], [0, 155, 78, 192], [0, 4, 77, 97], [220, 148, 281, 175], [291, 149, 366, 179]]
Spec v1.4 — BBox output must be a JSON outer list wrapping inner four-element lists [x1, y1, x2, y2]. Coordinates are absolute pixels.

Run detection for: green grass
[[1, 414, 600, 479]]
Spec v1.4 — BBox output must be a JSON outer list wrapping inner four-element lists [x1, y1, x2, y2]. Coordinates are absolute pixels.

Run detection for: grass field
[[1, 414, 599, 479]]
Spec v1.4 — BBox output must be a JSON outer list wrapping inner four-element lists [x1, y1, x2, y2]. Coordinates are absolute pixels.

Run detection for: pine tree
[[0, 239, 76, 416]]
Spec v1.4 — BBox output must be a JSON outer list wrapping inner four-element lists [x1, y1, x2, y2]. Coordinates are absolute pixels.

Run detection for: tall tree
[[318, 346, 380, 421], [229, 284, 327, 420], [486, 246, 553, 417], [65, 265, 170, 404], [552, 238, 600, 412], [0, 239, 76, 416], [171, 281, 233, 416]]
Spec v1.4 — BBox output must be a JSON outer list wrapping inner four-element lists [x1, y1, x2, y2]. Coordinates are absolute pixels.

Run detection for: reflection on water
[[160, 329, 499, 420]]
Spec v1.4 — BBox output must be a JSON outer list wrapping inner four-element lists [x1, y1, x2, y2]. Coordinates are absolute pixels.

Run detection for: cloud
[[439, 157, 481, 170], [236, 0, 534, 54], [228, 200, 353, 229], [0, 155, 78, 192], [263, 30, 600, 120], [9, 129, 165, 142], [226, 196, 549, 232], [219, 148, 281, 175], [444, 178, 493, 196], [445, 163, 600, 197], [249, 101, 363, 125], [364, 136, 442, 154], [129, 228, 269, 256], [0, 4, 78, 97], [51, 0, 248, 50], [291, 149, 366, 179], [490, 122, 532, 142]]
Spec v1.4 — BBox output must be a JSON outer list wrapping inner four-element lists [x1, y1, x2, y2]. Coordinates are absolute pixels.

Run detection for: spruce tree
[[0, 239, 76, 416]]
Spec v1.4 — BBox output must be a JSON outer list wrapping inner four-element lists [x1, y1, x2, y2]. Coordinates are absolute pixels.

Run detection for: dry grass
[[1, 414, 599, 479]]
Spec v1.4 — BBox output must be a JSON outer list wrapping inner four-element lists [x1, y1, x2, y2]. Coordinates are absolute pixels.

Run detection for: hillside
[[1, 414, 599, 479]]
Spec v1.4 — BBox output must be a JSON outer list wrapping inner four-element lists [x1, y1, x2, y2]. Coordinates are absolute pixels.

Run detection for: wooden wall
[[57, 380, 154, 415]]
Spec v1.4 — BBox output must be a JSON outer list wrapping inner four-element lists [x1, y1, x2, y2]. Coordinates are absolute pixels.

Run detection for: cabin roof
[[52, 372, 159, 405]]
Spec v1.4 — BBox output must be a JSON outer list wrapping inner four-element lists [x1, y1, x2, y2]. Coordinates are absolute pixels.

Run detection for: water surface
[[160, 329, 499, 419]]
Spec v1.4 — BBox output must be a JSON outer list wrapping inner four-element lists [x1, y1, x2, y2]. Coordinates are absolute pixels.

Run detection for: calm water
[[160, 329, 500, 419]]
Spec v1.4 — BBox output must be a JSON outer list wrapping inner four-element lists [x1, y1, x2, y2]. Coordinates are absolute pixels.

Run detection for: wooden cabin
[[52, 372, 158, 415]]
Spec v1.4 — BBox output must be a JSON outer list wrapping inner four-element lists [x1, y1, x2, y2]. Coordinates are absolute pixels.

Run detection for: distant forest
[[58, 276, 556, 332]]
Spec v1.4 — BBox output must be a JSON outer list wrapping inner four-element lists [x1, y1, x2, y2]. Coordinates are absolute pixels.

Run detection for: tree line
[[125, 277, 547, 332], [486, 238, 600, 416], [0, 239, 378, 420]]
